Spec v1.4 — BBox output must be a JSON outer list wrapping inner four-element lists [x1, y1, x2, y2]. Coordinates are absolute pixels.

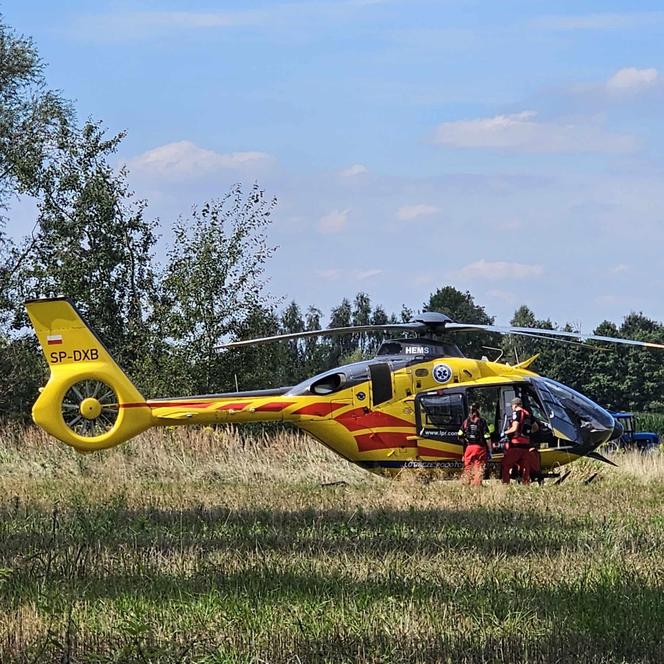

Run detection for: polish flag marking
[[47, 335, 63, 345]]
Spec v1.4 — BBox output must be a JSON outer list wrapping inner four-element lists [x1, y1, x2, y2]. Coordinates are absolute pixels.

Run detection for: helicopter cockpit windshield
[[531, 377, 615, 447]]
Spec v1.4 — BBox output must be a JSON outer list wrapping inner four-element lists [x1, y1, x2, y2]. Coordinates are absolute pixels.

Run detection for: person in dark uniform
[[459, 402, 490, 486], [502, 397, 538, 484]]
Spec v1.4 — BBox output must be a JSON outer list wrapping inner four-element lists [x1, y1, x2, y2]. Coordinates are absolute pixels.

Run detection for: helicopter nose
[[609, 418, 624, 441], [538, 379, 617, 448], [583, 411, 622, 448]]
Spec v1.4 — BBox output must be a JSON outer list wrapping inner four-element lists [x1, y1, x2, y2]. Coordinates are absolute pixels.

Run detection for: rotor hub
[[80, 397, 102, 420], [62, 380, 119, 437]]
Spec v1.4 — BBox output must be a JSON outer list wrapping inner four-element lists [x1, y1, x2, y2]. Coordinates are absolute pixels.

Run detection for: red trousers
[[463, 444, 488, 486], [502, 446, 536, 484]]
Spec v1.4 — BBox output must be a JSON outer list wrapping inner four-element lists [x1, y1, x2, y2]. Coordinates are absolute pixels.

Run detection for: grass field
[[1, 426, 663, 663]]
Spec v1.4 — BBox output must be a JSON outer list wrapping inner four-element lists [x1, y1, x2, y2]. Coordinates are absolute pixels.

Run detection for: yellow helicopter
[[24, 297, 664, 482]]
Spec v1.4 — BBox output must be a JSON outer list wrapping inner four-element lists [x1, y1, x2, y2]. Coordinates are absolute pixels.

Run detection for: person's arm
[[481, 418, 492, 453], [504, 419, 518, 436], [458, 418, 468, 440]]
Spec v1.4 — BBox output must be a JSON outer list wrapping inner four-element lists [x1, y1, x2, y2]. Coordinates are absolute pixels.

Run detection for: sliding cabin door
[[415, 391, 466, 461]]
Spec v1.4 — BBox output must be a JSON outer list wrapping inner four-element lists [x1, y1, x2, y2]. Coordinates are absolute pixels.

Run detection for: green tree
[[18, 122, 158, 372], [544, 323, 589, 391], [619, 313, 664, 412], [162, 184, 277, 394], [229, 305, 283, 391], [501, 305, 558, 369], [0, 21, 72, 215], [0, 19, 75, 313], [351, 292, 372, 357], [399, 305, 413, 323], [327, 297, 353, 367], [302, 305, 326, 377], [367, 303, 390, 355], [583, 321, 626, 410], [0, 20, 161, 418], [0, 335, 44, 420], [426, 286, 494, 359], [280, 300, 307, 384]]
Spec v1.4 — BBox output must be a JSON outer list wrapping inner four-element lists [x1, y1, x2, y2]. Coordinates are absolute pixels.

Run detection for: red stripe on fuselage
[[120, 401, 213, 409], [335, 408, 414, 432], [216, 402, 252, 411], [417, 446, 462, 459], [254, 401, 296, 412], [354, 431, 416, 452], [292, 402, 346, 417], [120, 400, 295, 412]]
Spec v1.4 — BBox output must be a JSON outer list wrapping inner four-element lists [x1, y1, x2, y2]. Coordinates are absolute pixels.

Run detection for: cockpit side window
[[419, 393, 465, 428], [521, 386, 548, 424]]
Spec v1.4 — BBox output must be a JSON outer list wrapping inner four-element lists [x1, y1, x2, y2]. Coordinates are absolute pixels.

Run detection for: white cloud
[[606, 67, 659, 93], [611, 264, 630, 274], [396, 203, 440, 221], [128, 141, 273, 179], [315, 267, 381, 281], [459, 260, 544, 280], [316, 269, 342, 280], [340, 164, 368, 177], [318, 208, 350, 234], [356, 269, 382, 280], [434, 111, 637, 154]]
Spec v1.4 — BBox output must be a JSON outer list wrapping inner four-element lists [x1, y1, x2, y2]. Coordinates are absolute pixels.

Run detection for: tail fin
[[25, 298, 153, 452]]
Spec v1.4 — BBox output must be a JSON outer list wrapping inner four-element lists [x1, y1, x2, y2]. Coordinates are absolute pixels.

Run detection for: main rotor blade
[[501, 330, 610, 351], [445, 323, 664, 351], [216, 322, 422, 350]]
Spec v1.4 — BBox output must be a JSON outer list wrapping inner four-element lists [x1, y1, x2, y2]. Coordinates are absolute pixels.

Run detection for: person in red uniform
[[501, 397, 538, 484], [459, 402, 490, 486]]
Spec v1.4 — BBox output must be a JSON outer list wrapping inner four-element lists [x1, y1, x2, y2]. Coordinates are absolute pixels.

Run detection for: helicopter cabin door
[[415, 390, 467, 460]]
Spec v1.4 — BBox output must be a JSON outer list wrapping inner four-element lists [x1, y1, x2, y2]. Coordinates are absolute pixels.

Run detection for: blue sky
[[5, 0, 664, 328]]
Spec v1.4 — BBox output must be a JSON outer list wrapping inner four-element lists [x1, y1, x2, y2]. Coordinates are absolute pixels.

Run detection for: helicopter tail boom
[[25, 298, 153, 452]]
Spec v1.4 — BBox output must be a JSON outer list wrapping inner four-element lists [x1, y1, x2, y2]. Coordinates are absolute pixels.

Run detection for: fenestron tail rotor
[[62, 380, 119, 437]]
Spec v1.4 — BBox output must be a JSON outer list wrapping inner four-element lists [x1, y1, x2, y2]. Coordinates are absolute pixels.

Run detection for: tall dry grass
[[1, 425, 663, 663], [2, 423, 662, 488]]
